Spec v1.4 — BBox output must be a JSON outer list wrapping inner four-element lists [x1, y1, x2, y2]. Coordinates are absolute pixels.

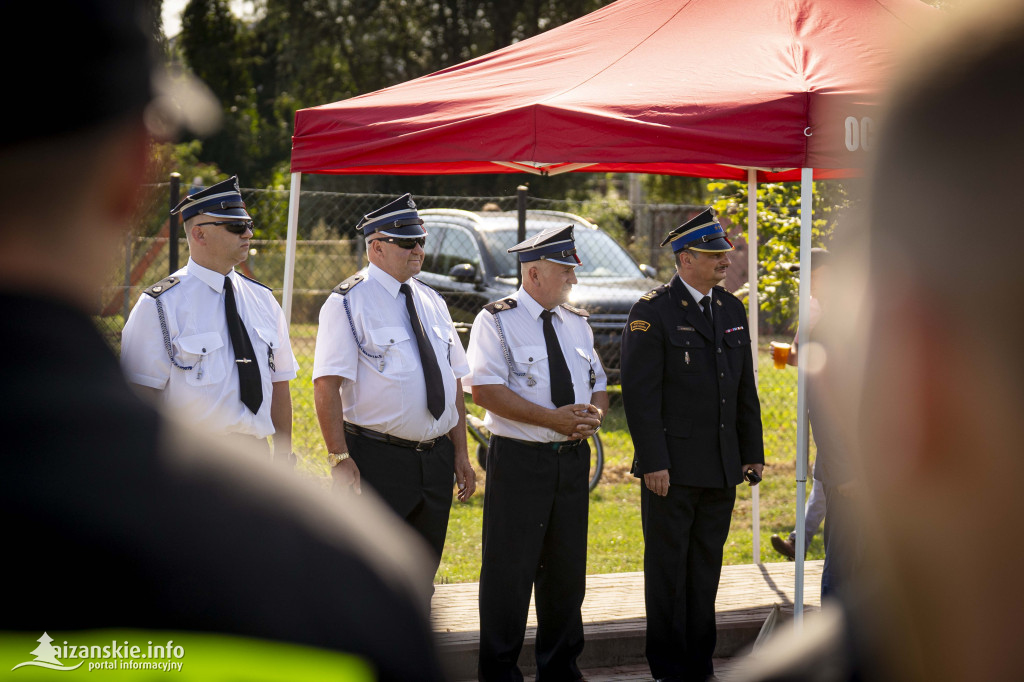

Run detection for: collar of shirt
[[681, 278, 712, 310], [516, 286, 565, 323], [366, 262, 406, 299], [187, 258, 235, 294]]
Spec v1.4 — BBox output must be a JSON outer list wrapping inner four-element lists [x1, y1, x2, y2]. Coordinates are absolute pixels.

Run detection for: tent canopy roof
[[291, 0, 938, 181]]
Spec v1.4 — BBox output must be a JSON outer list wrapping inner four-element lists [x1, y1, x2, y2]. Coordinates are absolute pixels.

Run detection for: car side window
[[434, 225, 481, 275], [422, 225, 448, 274]]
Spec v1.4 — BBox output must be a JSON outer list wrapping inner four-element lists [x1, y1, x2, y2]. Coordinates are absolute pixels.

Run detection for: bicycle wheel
[[466, 413, 490, 470], [587, 432, 604, 492]]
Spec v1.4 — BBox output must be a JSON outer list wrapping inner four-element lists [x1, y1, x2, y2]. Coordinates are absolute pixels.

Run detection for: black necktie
[[223, 276, 263, 414], [400, 283, 446, 420], [540, 309, 574, 407], [700, 295, 713, 329]]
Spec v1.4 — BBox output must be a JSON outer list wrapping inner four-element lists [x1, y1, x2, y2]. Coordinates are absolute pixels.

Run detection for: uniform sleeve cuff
[[311, 366, 354, 381], [127, 373, 166, 390], [270, 370, 299, 382]]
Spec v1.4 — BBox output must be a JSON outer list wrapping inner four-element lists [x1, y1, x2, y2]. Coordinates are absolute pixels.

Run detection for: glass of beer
[[770, 341, 791, 370]]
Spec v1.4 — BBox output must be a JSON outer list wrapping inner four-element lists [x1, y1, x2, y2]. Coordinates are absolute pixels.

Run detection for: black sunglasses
[[373, 236, 425, 250], [197, 220, 254, 235]]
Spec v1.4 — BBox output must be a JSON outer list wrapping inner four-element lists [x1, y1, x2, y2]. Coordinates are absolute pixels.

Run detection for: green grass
[[287, 338, 820, 583]]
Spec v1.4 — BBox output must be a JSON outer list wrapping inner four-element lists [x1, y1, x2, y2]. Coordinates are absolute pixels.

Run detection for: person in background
[[121, 176, 298, 463], [770, 248, 832, 561], [621, 208, 764, 682], [465, 224, 607, 682], [312, 194, 477, 589]]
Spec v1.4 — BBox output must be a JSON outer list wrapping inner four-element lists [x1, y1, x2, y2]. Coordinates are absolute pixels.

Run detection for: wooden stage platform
[[432, 560, 823, 680]]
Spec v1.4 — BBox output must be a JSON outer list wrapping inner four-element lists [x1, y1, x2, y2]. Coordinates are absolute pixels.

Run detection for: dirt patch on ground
[[599, 460, 635, 486]]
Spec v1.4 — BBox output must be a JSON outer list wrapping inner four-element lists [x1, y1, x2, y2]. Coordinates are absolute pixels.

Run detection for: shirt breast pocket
[[724, 330, 751, 349], [511, 345, 547, 390], [432, 324, 454, 366], [668, 330, 704, 371], [368, 326, 413, 374], [574, 346, 597, 389], [254, 326, 279, 372], [176, 332, 225, 386]]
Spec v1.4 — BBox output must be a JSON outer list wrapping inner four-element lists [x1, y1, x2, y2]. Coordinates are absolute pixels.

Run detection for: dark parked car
[[415, 208, 662, 383]]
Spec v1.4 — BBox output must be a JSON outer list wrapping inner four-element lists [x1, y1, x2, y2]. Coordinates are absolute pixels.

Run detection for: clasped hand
[[551, 403, 602, 439]]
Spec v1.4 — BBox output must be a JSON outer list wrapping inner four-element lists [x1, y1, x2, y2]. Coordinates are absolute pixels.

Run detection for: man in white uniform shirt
[[313, 194, 476, 581], [121, 176, 297, 461], [465, 224, 608, 682]]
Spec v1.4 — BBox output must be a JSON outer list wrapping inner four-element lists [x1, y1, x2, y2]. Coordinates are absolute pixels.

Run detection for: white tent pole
[[283, 172, 302, 325], [794, 168, 813, 626], [747, 168, 761, 565]]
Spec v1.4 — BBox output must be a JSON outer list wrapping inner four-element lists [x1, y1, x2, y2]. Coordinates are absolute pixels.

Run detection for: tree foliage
[[169, 0, 615, 189], [707, 179, 856, 332]]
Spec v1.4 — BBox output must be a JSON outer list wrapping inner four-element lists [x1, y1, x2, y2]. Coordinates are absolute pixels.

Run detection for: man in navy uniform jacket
[[621, 208, 765, 682]]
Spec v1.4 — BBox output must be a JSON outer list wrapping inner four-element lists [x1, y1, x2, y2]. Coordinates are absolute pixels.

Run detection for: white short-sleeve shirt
[[464, 287, 607, 443], [120, 259, 298, 438], [312, 264, 469, 442]]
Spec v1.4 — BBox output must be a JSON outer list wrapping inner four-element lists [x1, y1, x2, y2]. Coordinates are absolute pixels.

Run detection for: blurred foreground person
[[732, 2, 1024, 680], [0, 1, 444, 679]]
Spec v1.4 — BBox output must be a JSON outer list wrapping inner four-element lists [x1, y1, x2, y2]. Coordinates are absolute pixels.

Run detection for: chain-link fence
[[97, 182, 797, 466]]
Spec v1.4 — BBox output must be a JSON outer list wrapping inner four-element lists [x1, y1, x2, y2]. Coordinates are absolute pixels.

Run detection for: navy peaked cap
[[358, 194, 426, 238], [170, 176, 251, 221], [660, 207, 734, 253], [508, 224, 581, 266]]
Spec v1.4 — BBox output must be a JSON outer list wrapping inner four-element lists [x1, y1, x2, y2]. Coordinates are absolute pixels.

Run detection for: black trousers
[[478, 436, 590, 682], [346, 431, 455, 576], [641, 483, 736, 682]]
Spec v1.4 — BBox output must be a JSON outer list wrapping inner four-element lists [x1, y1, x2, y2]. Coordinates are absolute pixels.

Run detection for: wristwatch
[[327, 451, 350, 467]]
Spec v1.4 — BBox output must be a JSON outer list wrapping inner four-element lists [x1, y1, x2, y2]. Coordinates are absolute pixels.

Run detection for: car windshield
[[482, 228, 645, 279]]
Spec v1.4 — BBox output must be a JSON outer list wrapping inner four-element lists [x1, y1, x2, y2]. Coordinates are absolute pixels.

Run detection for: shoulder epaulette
[[332, 273, 366, 296], [714, 285, 741, 304], [412, 276, 445, 301], [237, 271, 271, 291], [484, 297, 517, 314], [560, 302, 589, 318], [639, 284, 669, 302], [143, 276, 181, 298]]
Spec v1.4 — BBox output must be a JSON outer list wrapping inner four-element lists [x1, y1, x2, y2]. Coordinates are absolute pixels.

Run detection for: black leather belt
[[495, 435, 584, 454], [344, 422, 447, 452]]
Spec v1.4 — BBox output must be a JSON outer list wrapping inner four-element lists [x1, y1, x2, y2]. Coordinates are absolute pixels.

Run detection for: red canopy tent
[[285, 0, 939, 621], [290, 0, 936, 180]]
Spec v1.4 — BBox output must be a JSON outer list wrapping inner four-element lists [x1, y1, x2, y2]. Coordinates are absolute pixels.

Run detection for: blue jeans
[[821, 483, 863, 601]]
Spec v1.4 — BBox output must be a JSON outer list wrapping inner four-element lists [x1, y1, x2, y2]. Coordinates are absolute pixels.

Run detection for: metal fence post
[[169, 172, 180, 276], [516, 185, 528, 288], [122, 229, 133, 322]]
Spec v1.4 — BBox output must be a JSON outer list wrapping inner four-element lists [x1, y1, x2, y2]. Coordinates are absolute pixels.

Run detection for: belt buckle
[[414, 439, 432, 452], [556, 441, 576, 454]]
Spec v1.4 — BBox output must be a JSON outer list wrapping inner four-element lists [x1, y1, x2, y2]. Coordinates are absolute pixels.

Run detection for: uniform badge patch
[[630, 320, 651, 332]]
